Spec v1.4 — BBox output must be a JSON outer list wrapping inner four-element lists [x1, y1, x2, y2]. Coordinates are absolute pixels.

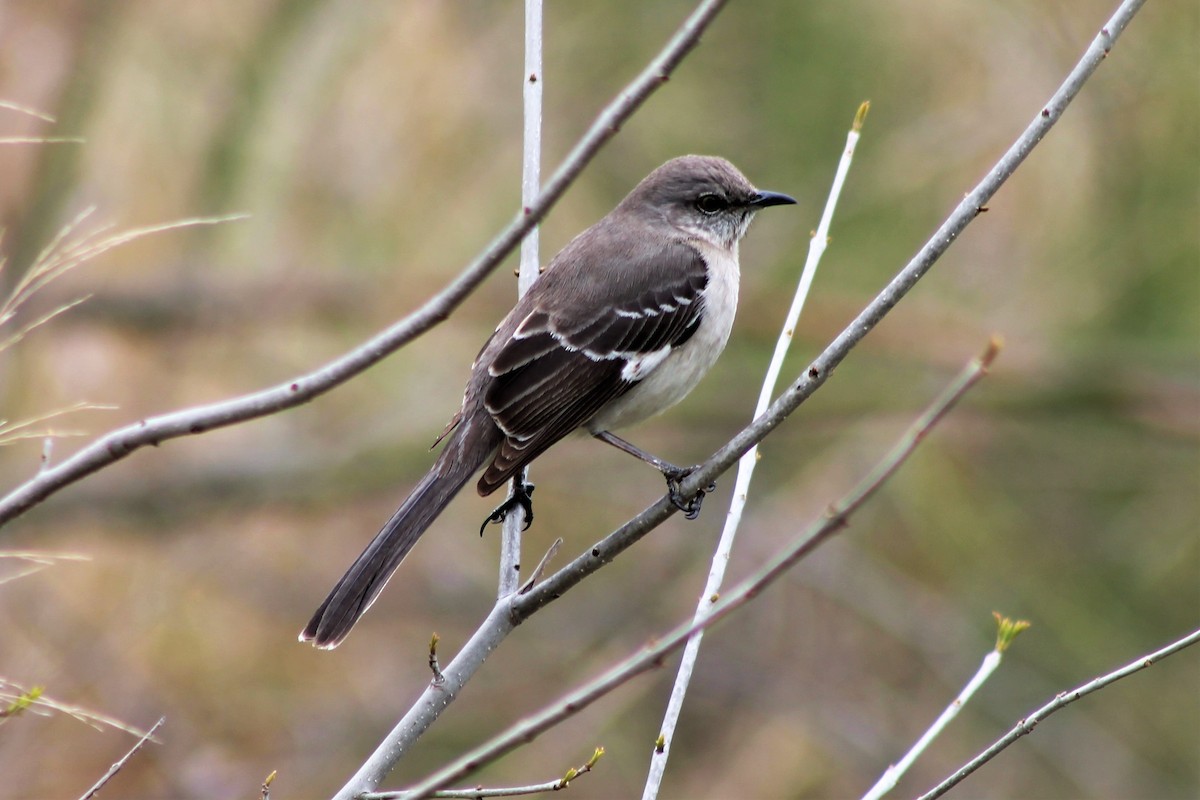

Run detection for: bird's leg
[[592, 431, 715, 520], [480, 475, 535, 536]]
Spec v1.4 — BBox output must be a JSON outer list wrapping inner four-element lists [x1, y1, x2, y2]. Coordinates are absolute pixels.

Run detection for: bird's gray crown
[[619, 155, 795, 249]]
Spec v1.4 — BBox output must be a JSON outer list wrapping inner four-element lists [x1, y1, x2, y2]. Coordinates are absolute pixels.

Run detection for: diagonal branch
[[917, 625, 1200, 800], [643, 99, 869, 800], [398, 341, 999, 800], [0, 0, 734, 532], [77, 717, 165, 800]]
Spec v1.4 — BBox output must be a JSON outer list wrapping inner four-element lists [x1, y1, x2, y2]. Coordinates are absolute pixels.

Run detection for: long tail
[[301, 410, 500, 648]]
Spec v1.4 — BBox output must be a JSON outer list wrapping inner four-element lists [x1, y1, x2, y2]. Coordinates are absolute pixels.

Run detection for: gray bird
[[302, 155, 795, 648]]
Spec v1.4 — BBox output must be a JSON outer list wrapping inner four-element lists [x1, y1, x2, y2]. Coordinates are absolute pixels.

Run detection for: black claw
[[662, 465, 710, 521], [480, 481, 535, 535]]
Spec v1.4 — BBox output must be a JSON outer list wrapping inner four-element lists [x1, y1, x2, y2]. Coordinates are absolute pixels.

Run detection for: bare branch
[[519, 538, 562, 593], [364, 747, 604, 799], [331, 603, 518, 799], [643, 99, 869, 800], [917, 625, 1200, 800], [862, 613, 1031, 800], [400, 343, 997, 800], [77, 716, 165, 800], [495, 0, 547, 601]]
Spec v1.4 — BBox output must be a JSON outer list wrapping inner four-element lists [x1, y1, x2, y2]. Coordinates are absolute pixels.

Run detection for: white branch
[[495, 0, 545, 601], [642, 101, 867, 800], [918, 625, 1200, 800], [863, 614, 1031, 800]]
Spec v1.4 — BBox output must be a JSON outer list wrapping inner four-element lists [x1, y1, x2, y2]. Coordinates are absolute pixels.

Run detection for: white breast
[[586, 241, 739, 433]]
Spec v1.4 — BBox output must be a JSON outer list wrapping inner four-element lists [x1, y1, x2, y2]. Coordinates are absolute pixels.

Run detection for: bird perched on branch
[[302, 155, 795, 648]]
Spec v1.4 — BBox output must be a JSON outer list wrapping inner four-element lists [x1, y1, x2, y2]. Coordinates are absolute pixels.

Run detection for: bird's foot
[[662, 465, 716, 521], [480, 480, 536, 535]]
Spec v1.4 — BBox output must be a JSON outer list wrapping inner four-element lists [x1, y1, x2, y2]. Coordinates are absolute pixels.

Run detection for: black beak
[[748, 190, 797, 209]]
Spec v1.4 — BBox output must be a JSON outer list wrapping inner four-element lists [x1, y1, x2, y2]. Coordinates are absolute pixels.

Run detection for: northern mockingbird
[[302, 155, 795, 648]]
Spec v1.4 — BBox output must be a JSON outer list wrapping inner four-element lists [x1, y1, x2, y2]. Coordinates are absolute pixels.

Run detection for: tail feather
[[301, 412, 499, 648]]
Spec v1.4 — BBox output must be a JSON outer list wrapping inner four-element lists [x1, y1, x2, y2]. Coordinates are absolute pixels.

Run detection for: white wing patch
[[619, 345, 672, 382], [497, 294, 693, 379]]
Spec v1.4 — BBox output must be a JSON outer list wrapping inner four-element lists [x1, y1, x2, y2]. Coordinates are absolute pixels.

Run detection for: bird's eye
[[695, 193, 728, 215]]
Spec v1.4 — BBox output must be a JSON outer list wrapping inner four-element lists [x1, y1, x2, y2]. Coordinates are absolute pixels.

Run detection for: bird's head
[[622, 155, 796, 249]]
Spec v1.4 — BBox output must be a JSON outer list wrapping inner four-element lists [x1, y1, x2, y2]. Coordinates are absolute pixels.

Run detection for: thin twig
[[364, 747, 604, 799], [0, 136, 84, 145], [917, 625, 1200, 800], [862, 614, 1031, 800], [496, 0, 546, 600], [0, 550, 90, 586], [518, 0, 543, 300], [0, 676, 158, 738], [642, 100, 868, 800], [0, 401, 116, 448], [0, 0, 732, 532], [0, 295, 91, 354], [76, 716, 165, 800], [1, 209, 245, 326], [0, 100, 57, 122], [519, 538, 562, 594], [401, 343, 998, 800]]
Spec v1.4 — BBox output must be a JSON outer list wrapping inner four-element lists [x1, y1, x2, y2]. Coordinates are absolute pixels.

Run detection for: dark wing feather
[[474, 218, 708, 494], [481, 353, 627, 493]]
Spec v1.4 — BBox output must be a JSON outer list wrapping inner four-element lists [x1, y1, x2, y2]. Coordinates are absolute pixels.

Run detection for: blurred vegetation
[[0, 1, 1196, 797]]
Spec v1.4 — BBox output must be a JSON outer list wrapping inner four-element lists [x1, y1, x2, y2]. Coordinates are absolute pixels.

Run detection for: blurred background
[[0, 0, 1196, 797]]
